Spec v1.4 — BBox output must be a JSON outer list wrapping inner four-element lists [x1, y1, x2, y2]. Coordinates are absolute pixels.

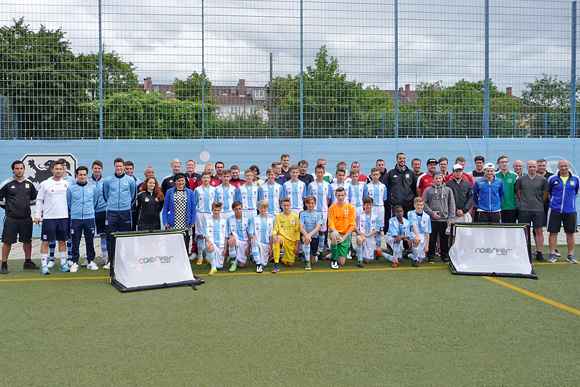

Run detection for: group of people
[[0, 152, 577, 276]]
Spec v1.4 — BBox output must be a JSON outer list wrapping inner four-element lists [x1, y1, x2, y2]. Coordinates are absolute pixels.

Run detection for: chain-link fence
[[0, 0, 578, 139]]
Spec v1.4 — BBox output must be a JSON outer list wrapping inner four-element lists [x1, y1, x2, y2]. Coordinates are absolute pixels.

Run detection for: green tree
[[80, 90, 218, 139], [174, 72, 212, 102], [414, 79, 522, 137], [0, 18, 87, 137], [78, 51, 138, 99]]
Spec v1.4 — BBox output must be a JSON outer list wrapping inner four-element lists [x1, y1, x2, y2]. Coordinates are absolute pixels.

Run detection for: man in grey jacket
[[423, 172, 456, 263]]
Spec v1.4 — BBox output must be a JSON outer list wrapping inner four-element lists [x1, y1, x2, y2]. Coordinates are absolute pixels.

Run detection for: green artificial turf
[[1, 248, 579, 386]]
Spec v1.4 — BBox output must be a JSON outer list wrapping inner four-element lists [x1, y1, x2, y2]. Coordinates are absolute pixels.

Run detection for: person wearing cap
[[495, 155, 519, 223], [422, 171, 456, 263], [163, 172, 196, 251], [446, 164, 474, 223], [417, 158, 438, 197], [473, 162, 504, 223], [444, 157, 474, 186]]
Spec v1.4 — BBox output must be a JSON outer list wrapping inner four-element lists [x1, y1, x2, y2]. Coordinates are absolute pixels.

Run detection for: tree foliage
[[521, 74, 580, 112], [174, 72, 213, 102]]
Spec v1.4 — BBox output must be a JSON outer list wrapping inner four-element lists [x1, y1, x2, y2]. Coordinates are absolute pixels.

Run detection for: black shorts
[[301, 235, 319, 256], [2, 216, 33, 244], [518, 211, 546, 228], [41, 218, 69, 242], [95, 211, 106, 235], [547, 210, 577, 234], [477, 211, 501, 223]]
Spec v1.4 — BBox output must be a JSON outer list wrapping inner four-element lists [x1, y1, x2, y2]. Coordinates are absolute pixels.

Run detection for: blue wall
[[1, 138, 578, 235]]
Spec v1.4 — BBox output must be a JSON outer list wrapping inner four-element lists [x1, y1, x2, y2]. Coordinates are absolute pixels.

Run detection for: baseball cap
[[453, 164, 463, 171], [484, 163, 495, 170], [426, 158, 438, 165]]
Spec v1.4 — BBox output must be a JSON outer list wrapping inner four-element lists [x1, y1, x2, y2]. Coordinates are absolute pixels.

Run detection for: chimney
[[238, 79, 247, 96], [143, 77, 152, 91], [506, 87, 512, 97], [405, 84, 411, 97]]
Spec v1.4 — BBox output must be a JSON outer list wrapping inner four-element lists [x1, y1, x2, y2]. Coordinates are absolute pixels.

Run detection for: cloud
[[2, 0, 577, 95]]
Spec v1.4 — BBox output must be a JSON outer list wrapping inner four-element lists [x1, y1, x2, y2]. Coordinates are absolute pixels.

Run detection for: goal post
[[449, 223, 537, 279]]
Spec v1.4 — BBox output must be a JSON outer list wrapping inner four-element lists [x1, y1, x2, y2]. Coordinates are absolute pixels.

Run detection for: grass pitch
[[1, 249, 579, 386]]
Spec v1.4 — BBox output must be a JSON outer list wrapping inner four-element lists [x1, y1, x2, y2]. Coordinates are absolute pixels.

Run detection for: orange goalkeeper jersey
[[328, 202, 356, 234]]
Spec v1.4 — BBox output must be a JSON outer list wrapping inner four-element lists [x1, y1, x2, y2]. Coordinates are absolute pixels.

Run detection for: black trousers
[[427, 222, 449, 259]]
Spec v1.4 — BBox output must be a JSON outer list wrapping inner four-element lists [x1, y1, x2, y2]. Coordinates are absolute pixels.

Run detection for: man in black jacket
[[383, 153, 417, 218], [0, 161, 40, 273]]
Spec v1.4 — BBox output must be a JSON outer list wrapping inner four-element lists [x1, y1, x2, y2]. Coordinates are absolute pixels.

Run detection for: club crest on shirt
[[291, 219, 295, 224], [124, 181, 128, 185], [345, 210, 349, 214]]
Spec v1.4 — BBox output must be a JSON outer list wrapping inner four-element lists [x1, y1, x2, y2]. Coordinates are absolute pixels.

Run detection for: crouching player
[[407, 197, 431, 266], [204, 202, 228, 276], [272, 197, 300, 273], [227, 201, 251, 272], [299, 195, 322, 270], [249, 200, 274, 273], [355, 197, 381, 268], [328, 187, 356, 269], [377, 205, 411, 268]]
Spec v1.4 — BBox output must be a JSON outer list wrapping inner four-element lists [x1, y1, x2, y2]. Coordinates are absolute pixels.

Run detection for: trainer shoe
[[412, 260, 420, 267], [189, 252, 197, 261], [305, 263, 312, 271], [375, 249, 384, 260], [555, 249, 562, 257], [196, 257, 203, 266], [357, 260, 364, 268], [271, 264, 280, 273], [208, 268, 217, 276], [41, 265, 50, 275], [59, 263, 70, 272], [23, 260, 40, 270], [392, 260, 399, 268], [47, 260, 55, 269], [298, 253, 306, 262], [86, 261, 99, 271], [80, 259, 88, 267], [535, 251, 546, 262], [428, 257, 435, 264], [1, 265, 8, 274], [567, 255, 578, 264], [256, 265, 263, 273], [547, 254, 557, 263], [70, 263, 79, 273], [441, 256, 450, 263], [229, 263, 237, 272], [67, 260, 74, 267], [103, 262, 111, 270], [330, 260, 339, 269]]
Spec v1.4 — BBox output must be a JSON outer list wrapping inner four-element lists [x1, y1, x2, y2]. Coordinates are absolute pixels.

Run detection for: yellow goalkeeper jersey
[[273, 211, 300, 242]]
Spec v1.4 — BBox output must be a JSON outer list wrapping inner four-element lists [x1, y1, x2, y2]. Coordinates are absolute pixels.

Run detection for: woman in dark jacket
[[135, 177, 164, 231]]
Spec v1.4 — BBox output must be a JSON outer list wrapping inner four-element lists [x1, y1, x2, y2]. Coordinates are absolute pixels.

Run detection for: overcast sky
[[3, 0, 578, 94]]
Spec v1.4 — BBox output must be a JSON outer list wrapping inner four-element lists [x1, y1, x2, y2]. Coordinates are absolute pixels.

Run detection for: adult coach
[[473, 163, 504, 223], [547, 159, 579, 264], [384, 153, 417, 216], [34, 160, 71, 274], [103, 158, 136, 269], [0, 160, 39, 274], [515, 160, 549, 262]]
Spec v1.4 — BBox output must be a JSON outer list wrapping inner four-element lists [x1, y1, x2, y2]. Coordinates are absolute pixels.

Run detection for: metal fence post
[[394, 0, 399, 139], [571, 1, 577, 137], [98, 0, 103, 139], [484, 0, 490, 138]]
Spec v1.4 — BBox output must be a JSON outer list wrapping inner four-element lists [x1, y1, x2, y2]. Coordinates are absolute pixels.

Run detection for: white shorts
[[195, 212, 211, 236], [243, 209, 257, 218], [373, 206, 385, 228], [221, 211, 234, 220], [357, 235, 376, 260], [253, 241, 271, 267], [211, 243, 226, 269], [233, 239, 249, 264], [319, 211, 328, 232], [410, 233, 428, 258]]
